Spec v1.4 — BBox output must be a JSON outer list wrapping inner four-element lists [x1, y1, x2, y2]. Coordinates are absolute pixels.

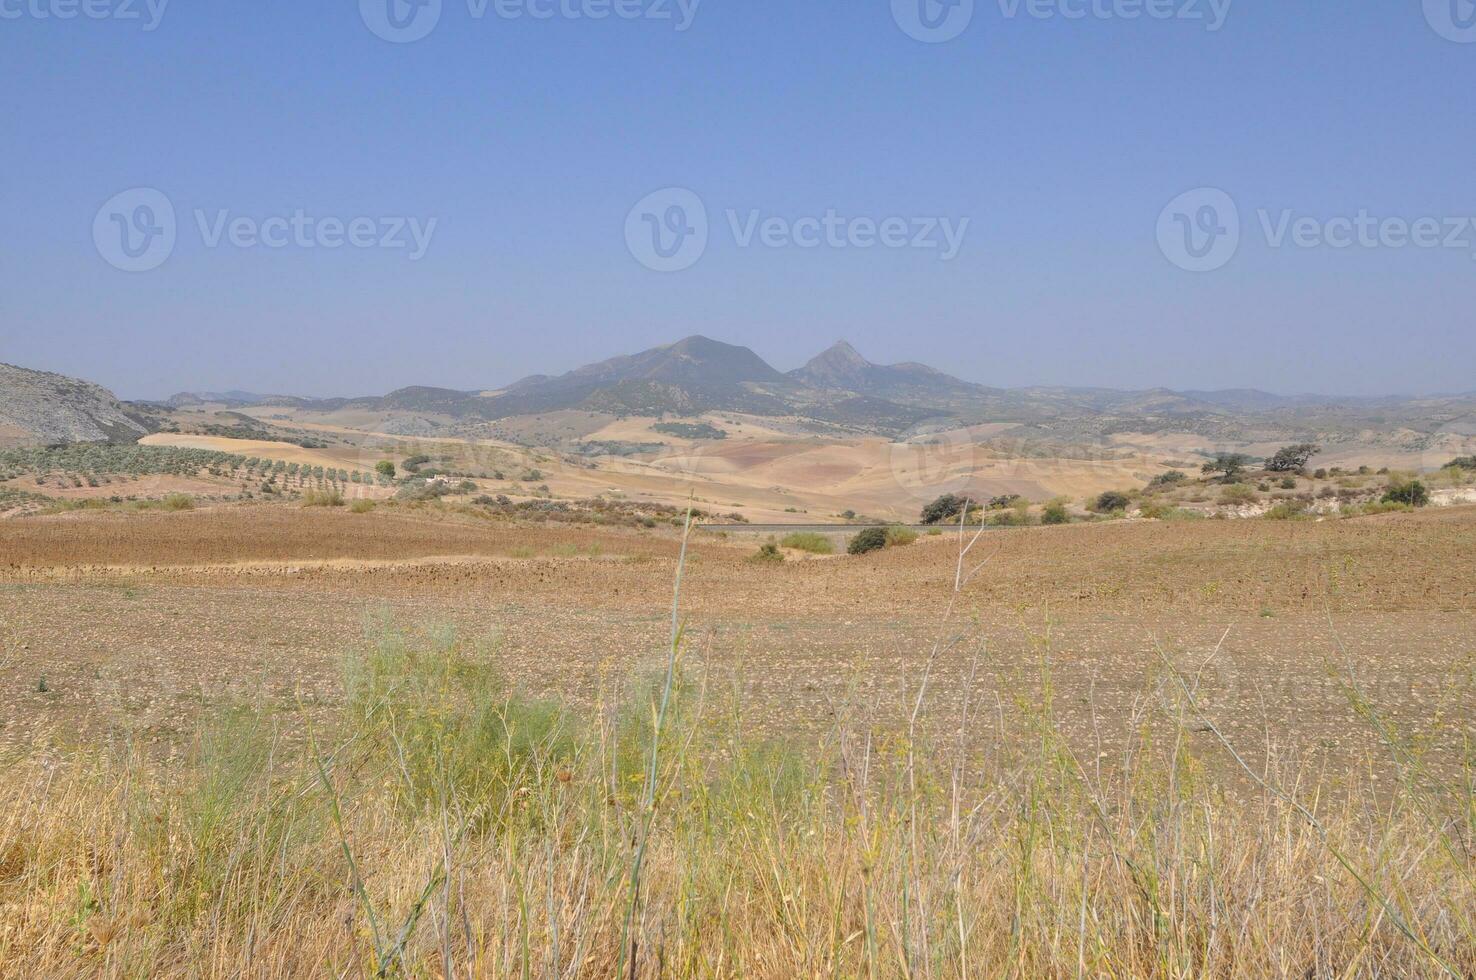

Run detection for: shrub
[[1041, 501, 1070, 525], [752, 543, 784, 563], [884, 526, 918, 547], [163, 493, 195, 511], [1313, 468, 1328, 479], [349, 499, 376, 514], [1147, 470, 1188, 490], [375, 460, 396, 478], [780, 532, 834, 555], [1264, 500, 1310, 520], [920, 493, 968, 525], [847, 527, 888, 555], [1218, 484, 1257, 506], [1382, 479, 1429, 507], [1279, 476, 1298, 489], [1091, 491, 1132, 514], [302, 490, 345, 507]]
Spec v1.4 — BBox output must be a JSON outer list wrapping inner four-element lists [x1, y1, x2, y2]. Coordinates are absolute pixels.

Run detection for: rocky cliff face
[[0, 363, 150, 446]]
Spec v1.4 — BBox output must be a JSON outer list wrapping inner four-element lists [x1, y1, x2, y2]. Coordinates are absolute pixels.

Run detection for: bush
[[1382, 479, 1430, 507], [375, 460, 396, 479], [1041, 501, 1070, 525], [1279, 476, 1298, 489], [1264, 501, 1310, 520], [302, 490, 345, 507], [884, 526, 918, 547], [349, 499, 376, 514], [752, 543, 784, 563], [920, 493, 968, 525], [848, 527, 888, 555], [780, 532, 834, 555], [163, 493, 194, 511], [1218, 484, 1257, 506], [1147, 470, 1187, 490], [1091, 491, 1132, 514]]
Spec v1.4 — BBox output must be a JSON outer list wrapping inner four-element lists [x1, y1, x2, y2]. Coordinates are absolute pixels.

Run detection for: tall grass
[[780, 532, 834, 555], [1, 519, 1473, 976]]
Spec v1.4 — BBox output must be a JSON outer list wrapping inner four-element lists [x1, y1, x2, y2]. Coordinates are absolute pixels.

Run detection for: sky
[[1, 0, 1473, 400]]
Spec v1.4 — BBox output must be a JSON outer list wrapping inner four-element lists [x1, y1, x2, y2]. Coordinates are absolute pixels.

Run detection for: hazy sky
[[2, 1, 1473, 400]]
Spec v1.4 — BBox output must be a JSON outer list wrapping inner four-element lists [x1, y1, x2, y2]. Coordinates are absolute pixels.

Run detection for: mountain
[[475, 335, 791, 418], [165, 390, 292, 408], [0, 363, 151, 447], [788, 340, 990, 407]]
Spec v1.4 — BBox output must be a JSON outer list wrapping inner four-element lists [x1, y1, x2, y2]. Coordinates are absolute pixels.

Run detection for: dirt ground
[[1, 503, 1472, 788]]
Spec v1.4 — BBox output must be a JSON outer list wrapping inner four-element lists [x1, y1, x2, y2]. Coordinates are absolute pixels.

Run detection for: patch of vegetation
[[1041, 500, 1070, 525], [653, 422, 727, 440], [349, 499, 376, 514], [302, 490, 345, 507], [1383, 479, 1430, 508], [752, 543, 784, 563], [1266, 443, 1320, 473], [780, 532, 834, 555], [1147, 470, 1188, 490], [1090, 490, 1132, 514], [847, 527, 888, 555], [883, 526, 918, 547], [1202, 453, 1252, 482], [920, 493, 978, 525], [1218, 484, 1258, 506]]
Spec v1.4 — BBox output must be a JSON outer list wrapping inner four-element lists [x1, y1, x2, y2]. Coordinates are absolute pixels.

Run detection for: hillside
[[0, 363, 150, 447]]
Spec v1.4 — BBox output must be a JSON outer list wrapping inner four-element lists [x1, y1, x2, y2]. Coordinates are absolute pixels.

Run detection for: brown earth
[[1, 503, 1472, 789]]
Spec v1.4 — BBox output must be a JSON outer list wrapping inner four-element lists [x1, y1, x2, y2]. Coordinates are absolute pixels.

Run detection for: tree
[[1091, 490, 1132, 513], [1383, 479, 1430, 507], [1266, 443, 1320, 473], [1202, 453, 1251, 482], [920, 493, 968, 525]]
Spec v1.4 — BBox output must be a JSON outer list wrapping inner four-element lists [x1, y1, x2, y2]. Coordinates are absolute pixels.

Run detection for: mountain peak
[[794, 340, 875, 388]]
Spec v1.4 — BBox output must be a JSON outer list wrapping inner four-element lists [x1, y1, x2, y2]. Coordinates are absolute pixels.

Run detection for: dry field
[[2, 503, 1472, 773], [1, 502, 1473, 976]]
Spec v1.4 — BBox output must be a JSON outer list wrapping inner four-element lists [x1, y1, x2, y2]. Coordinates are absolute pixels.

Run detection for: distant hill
[[130, 335, 1476, 447], [0, 363, 151, 446]]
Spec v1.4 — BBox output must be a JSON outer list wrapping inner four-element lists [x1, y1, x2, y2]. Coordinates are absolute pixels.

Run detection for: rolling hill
[[0, 363, 151, 447]]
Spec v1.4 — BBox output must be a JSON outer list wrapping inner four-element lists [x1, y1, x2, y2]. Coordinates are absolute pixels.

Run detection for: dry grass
[[1, 515, 1474, 977], [1, 627, 1472, 977]]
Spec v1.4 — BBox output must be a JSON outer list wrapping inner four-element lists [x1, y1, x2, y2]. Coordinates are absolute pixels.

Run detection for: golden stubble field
[[1, 502, 1472, 787]]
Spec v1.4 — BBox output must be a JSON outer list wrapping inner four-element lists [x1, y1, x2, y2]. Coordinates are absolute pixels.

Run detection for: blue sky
[[2, 0, 1473, 399]]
